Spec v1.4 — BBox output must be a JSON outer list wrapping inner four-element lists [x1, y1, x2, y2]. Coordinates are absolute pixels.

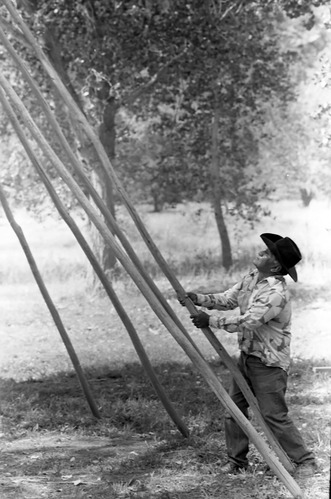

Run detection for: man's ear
[[271, 263, 282, 274]]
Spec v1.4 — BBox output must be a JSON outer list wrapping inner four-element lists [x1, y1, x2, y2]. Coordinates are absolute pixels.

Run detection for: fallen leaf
[[73, 479, 84, 486]]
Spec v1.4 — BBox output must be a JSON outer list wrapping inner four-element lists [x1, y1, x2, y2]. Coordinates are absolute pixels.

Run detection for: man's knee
[[260, 405, 288, 425]]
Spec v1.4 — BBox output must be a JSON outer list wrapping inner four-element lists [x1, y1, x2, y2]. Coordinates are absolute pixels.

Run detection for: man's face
[[253, 247, 280, 274]]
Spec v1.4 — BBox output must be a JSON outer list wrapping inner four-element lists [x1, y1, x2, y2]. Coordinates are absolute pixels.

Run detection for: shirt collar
[[250, 268, 285, 286]]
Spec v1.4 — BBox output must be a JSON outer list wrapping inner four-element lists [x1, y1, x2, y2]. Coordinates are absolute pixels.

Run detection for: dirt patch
[[0, 434, 155, 498]]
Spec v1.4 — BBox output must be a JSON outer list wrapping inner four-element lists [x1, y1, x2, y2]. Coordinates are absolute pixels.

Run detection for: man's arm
[[209, 288, 287, 332], [195, 280, 243, 311]]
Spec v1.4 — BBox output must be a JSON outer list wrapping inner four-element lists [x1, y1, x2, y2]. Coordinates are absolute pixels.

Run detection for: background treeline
[[0, 0, 330, 270]]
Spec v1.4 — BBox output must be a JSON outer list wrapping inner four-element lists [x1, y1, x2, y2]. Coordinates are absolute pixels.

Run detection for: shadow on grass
[[0, 359, 329, 498], [0, 360, 231, 439], [0, 361, 234, 497], [1, 357, 329, 439]]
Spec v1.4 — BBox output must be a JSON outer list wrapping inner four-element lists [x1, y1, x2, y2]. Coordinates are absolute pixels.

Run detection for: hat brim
[[260, 234, 298, 282]]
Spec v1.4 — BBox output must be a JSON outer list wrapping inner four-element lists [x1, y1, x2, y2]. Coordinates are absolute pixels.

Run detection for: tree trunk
[[210, 104, 233, 269], [98, 96, 117, 270], [100, 169, 117, 271], [19, 0, 117, 275], [47, 39, 117, 274], [299, 187, 314, 207], [151, 181, 164, 212], [214, 196, 233, 270]]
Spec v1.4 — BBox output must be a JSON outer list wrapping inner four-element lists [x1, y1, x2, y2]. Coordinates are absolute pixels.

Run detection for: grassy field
[[0, 198, 330, 498]]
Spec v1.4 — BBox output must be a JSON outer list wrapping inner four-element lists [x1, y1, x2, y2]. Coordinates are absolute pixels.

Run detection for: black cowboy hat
[[260, 233, 302, 282]]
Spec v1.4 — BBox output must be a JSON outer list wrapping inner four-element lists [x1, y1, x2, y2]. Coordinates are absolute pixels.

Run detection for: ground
[[0, 279, 330, 499], [0, 200, 330, 498]]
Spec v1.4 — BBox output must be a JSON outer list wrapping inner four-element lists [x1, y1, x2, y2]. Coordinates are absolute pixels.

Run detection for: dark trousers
[[224, 353, 315, 467]]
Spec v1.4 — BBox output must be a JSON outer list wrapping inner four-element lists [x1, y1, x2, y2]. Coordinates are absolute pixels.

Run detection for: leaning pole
[[0, 88, 189, 439], [0, 21, 202, 351], [0, 182, 101, 419]]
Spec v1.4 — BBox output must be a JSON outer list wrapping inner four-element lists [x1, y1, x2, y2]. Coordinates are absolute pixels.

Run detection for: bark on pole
[[0, 16, 295, 473], [0, 73, 302, 499], [0, 182, 100, 419], [0, 91, 189, 439]]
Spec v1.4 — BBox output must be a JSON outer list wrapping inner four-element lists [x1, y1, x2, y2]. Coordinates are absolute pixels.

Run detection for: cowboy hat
[[260, 233, 302, 282]]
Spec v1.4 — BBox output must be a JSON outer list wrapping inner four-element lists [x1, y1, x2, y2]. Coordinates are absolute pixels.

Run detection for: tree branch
[[121, 47, 189, 108]]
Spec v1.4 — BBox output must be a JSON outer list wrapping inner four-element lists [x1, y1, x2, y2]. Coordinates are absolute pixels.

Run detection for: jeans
[[224, 352, 315, 467]]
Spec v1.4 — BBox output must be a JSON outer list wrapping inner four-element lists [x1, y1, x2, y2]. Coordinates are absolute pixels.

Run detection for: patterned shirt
[[195, 269, 292, 372]]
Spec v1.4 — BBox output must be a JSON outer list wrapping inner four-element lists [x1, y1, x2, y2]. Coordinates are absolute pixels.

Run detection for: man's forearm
[[209, 314, 239, 332], [196, 293, 236, 310]]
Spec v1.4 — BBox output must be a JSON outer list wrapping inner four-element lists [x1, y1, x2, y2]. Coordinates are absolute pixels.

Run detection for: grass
[[0, 198, 330, 498], [1, 359, 329, 439], [0, 360, 329, 498], [2, 198, 331, 284]]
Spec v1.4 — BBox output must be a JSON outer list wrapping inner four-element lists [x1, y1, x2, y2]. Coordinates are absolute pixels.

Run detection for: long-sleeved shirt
[[195, 269, 292, 372]]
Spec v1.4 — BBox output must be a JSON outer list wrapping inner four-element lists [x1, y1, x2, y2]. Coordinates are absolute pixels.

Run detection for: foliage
[[1, 1, 327, 210], [0, 0, 330, 274], [253, 6, 331, 202], [0, 44, 81, 212]]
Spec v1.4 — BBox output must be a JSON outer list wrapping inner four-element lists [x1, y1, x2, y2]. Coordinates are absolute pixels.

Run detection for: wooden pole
[[0, 72, 302, 498], [0, 90, 189, 438], [0, 7, 294, 473], [0, 21, 201, 354], [0, 182, 100, 419]]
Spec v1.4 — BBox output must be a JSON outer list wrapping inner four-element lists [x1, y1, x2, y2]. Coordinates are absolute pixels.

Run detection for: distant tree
[[253, 6, 331, 205]]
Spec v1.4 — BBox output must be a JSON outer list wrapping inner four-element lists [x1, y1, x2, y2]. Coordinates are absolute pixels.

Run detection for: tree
[[252, 5, 331, 205], [1, 0, 329, 270]]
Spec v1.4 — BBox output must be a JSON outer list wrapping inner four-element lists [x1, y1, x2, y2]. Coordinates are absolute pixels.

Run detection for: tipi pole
[[0, 73, 302, 498], [0, 7, 294, 472], [0, 91, 189, 438], [0, 21, 201, 355], [0, 182, 100, 419]]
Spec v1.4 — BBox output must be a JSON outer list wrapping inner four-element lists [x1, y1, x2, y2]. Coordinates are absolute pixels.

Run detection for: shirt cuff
[[209, 315, 239, 332], [196, 293, 210, 307], [209, 315, 226, 329]]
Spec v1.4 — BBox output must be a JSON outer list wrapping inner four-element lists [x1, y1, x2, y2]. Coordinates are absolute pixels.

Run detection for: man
[[180, 233, 317, 479]]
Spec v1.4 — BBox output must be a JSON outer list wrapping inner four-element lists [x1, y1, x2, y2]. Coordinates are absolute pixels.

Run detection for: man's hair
[[271, 254, 287, 276]]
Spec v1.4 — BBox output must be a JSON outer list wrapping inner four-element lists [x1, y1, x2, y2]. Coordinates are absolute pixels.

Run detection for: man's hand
[[177, 292, 198, 306], [190, 311, 210, 328]]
